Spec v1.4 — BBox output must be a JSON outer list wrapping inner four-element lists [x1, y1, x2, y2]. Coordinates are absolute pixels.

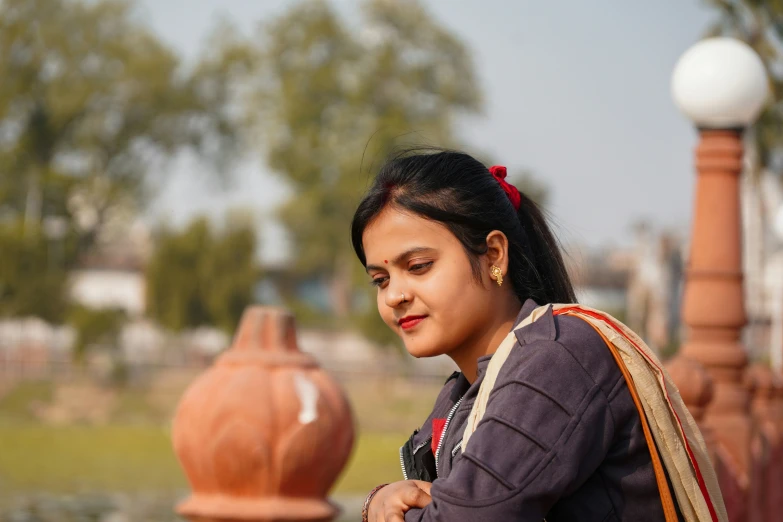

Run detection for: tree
[[200, 214, 260, 332], [0, 221, 73, 321], [250, 0, 482, 325], [145, 215, 258, 333], [68, 304, 126, 364], [0, 0, 246, 252], [706, 0, 783, 178]]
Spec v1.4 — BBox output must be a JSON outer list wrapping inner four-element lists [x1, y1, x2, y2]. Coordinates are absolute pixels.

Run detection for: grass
[[0, 424, 407, 496], [110, 388, 168, 424], [0, 381, 53, 422], [0, 373, 440, 500], [334, 431, 406, 493], [0, 425, 184, 494]]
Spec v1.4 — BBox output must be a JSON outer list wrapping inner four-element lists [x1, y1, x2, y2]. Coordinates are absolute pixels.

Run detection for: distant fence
[[0, 349, 456, 394], [0, 316, 456, 390]]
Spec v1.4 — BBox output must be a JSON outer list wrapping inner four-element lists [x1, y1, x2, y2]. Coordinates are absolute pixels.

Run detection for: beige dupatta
[[461, 304, 728, 522]]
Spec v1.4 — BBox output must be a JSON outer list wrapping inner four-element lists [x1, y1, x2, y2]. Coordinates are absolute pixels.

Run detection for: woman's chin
[[403, 341, 447, 359]]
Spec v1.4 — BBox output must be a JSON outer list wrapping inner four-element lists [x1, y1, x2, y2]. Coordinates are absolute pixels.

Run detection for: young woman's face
[[362, 207, 497, 359]]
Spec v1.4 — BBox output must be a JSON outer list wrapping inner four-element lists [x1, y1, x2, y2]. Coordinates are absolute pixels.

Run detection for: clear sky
[[139, 0, 714, 264]]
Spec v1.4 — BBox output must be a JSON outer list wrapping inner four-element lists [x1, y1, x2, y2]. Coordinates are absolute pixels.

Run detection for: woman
[[351, 150, 725, 522]]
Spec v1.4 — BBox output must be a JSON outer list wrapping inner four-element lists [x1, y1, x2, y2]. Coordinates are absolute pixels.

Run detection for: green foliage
[[284, 297, 346, 330], [250, 0, 482, 323], [146, 218, 212, 331], [0, 0, 247, 252], [706, 0, 783, 176], [201, 216, 260, 332], [66, 305, 126, 363], [0, 381, 54, 423], [0, 221, 73, 321], [145, 215, 258, 333]]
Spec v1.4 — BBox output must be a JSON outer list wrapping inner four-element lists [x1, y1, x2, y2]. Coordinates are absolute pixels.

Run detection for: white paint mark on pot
[[294, 372, 318, 424]]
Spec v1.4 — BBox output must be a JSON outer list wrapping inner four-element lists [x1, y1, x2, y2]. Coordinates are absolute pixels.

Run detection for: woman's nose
[[384, 285, 408, 308]]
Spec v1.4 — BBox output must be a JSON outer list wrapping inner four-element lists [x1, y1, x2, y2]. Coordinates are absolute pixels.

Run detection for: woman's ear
[[485, 230, 510, 275]]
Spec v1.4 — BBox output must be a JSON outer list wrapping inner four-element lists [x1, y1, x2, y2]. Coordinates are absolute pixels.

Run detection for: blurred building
[[625, 225, 684, 354], [748, 169, 783, 365], [68, 217, 151, 317], [69, 253, 146, 317], [568, 246, 632, 317], [567, 224, 686, 356]]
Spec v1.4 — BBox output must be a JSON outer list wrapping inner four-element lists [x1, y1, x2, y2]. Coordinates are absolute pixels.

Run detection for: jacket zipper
[[399, 445, 408, 480], [451, 438, 463, 457], [399, 437, 432, 480], [434, 397, 464, 476]]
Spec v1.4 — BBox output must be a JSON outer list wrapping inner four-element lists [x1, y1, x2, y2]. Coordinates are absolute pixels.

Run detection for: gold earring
[[490, 265, 503, 287]]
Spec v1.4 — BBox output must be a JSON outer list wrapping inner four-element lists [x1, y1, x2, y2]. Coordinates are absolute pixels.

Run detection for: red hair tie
[[489, 165, 521, 211]]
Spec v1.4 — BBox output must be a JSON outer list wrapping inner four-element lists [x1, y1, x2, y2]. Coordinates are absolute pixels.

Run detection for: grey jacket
[[400, 299, 683, 521]]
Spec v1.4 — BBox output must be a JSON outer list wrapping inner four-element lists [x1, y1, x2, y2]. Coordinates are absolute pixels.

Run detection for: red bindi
[[384, 260, 388, 264]]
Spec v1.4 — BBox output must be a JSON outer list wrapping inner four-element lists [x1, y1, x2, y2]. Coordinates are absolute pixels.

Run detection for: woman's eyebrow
[[365, 247, 435, 273]]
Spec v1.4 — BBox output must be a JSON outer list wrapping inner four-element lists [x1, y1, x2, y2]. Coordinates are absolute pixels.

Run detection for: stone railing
[[668, 355, 783, 522]]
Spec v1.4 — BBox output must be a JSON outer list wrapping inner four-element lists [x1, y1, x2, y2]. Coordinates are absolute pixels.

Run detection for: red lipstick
[[398, 315, 427, 330]]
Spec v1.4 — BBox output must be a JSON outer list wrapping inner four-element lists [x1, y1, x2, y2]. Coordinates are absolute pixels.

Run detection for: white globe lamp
[[672, 37, 768, 128]]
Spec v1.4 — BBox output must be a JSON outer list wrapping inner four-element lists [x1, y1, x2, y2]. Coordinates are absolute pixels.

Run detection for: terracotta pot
[[172, 307, 355, 522]]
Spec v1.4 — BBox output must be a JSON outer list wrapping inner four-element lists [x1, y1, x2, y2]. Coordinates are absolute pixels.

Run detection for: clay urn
[[171, 306, 355, 522]]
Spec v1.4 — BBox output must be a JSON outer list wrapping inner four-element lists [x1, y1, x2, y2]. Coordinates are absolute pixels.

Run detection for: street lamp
[[672, 37, 767, 129], [670, 36, 767, 509]]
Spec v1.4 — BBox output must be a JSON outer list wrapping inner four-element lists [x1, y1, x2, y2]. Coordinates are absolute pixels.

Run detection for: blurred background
[[0, 0, 780, 520]]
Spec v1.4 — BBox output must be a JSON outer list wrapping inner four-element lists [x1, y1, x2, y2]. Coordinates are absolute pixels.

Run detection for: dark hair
[[350, 149, 577, 306]]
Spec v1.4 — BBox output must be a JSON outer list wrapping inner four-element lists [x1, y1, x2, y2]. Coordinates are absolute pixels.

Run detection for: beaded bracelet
[[361, 483, 389, 522]]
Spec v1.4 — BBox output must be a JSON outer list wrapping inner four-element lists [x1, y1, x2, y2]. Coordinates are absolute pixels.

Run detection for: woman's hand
[[368, 480, 433, 522]]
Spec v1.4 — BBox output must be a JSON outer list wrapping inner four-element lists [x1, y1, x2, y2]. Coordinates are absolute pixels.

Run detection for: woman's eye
[[370, 276, 388, 288], [409, 261, 433, 273]]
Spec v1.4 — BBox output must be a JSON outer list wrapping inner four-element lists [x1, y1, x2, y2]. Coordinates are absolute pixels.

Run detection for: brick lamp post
[[670, 37, 768, 520]]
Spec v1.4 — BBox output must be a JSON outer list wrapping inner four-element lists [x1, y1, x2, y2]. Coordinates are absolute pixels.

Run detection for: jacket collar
[[513, 298, 557, 346], [474, 299, 556, 381]]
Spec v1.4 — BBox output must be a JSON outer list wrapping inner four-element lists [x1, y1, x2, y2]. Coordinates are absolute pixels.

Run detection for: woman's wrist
[[362, 483, 389, 522]]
